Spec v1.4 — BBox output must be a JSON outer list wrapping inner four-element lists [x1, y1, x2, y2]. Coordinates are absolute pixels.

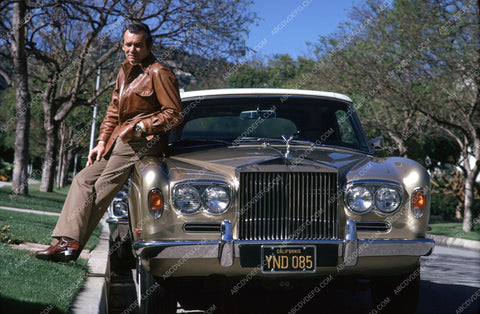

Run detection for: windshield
[[169, 95, 369, 152]]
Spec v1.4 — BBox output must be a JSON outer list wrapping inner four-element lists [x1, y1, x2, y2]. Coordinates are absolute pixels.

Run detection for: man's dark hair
[[125, 23, 153, 48]]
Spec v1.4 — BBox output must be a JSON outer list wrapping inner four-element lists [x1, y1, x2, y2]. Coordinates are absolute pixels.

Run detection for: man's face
[[122, 30, 152, 63]]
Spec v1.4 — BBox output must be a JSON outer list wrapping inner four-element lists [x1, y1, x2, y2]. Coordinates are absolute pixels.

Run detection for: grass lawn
[[428, 220, 480, 241], [0, 183, 103, 313], [0, 244, 88, 314], [0, 184, 68, 213], [0, 209, 101, 250]]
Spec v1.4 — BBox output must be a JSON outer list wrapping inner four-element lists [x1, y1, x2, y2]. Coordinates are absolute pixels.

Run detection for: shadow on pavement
[[416, 281, 480, 314]]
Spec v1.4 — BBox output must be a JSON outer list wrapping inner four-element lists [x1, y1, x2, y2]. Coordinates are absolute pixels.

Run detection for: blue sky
[[245, 0, 359, 60]]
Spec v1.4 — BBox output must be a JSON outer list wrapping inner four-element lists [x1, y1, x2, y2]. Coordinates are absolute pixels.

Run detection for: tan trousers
[[52, 137, 161, 246]]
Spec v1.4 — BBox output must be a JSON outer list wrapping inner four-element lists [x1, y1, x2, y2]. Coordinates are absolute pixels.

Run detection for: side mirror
[[369, 136, 384, 149]]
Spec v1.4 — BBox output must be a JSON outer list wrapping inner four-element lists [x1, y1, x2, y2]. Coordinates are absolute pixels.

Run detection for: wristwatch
[[134, 122, 143, 133]]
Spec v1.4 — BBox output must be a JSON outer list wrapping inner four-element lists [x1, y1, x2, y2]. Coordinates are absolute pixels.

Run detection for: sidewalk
[[0, 179, 39, 188], [0, 205, 61, 216], [427, 233, 480, 251]]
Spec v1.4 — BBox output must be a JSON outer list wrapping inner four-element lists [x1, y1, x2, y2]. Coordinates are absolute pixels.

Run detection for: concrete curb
[[427, 233, 480, 251], [72, 215, 110, 314]]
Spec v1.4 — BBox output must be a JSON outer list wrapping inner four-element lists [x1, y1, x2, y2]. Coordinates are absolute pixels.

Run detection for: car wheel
[[370, 267, 420, 314], [136, 257, 177, 314], [109, 238, 136, 273]]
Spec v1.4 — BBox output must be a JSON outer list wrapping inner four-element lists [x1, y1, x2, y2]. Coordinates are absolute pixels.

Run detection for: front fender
[[129, 157, 170, 242]]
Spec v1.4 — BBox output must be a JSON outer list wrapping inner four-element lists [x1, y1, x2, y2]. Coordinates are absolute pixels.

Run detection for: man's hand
[[87, 141, 106, 166]]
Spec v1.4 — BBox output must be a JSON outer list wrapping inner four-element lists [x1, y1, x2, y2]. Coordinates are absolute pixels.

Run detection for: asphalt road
[[108, 244, 480, 314], [416, 245, 480, 314]]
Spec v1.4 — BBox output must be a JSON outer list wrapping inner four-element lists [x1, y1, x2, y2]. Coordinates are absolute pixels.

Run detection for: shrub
[[0, 158, 13, 181], [0, 224, 22, 244], [430, 193, 458, 220]]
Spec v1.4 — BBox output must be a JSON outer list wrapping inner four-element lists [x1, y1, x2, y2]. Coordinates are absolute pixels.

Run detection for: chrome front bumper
[[134, 220, 435, 267], [106, 217, 129, 241]]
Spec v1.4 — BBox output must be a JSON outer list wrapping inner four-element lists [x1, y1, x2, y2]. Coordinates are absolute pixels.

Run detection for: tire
[[370, 266, 420, 314], [109, 238, 136, 273], [136, 257, 177, 314]]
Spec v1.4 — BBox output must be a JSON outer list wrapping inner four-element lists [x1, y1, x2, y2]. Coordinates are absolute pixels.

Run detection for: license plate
[[261, 246, 316, 273]]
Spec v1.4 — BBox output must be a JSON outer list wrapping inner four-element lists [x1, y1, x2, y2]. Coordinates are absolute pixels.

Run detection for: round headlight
[[375, 187, 401, 213], [202, 186, 231, 214], [346, 186, 373, 214], [113, 201, 128, 218], [173, 186, 201, 214]]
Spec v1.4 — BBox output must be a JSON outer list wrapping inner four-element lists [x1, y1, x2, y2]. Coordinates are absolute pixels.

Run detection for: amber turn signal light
[[411, 189, 426, 218], [149, 189, 163, 209], [148, 188, 164, 219], [412, 190, 425, 209]]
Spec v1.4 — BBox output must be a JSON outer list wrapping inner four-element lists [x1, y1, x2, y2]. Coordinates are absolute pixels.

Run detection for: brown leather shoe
[[33, 237, 81, 262]]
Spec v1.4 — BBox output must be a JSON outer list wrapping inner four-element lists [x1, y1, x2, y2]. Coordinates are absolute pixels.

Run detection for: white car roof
[[180, 88, 353, 103]]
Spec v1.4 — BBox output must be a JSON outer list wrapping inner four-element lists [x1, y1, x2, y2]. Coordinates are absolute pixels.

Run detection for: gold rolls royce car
[[107, 88, 434, 313]]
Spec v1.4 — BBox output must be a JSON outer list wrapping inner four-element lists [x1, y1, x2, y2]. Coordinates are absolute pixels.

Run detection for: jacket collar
[[122, 53, 156, 73]]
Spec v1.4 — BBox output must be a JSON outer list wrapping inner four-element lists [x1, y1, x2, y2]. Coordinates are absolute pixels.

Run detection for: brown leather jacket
[[97, 53, 183, 155]]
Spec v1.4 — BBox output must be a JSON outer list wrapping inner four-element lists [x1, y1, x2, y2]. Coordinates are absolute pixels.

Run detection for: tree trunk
[[56, 124, 74, 188], [10, 0, 31, 195], [56, 123, 66, 188], [56, 150, 67, 188], [64, 143, 75, 186], [40, 105, 58, 192], [462, 171, 477, 232]]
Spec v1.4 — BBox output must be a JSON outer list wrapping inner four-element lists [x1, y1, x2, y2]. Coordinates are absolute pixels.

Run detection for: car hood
[[167, 145, 383, 184], [166, 144, 428, 197]]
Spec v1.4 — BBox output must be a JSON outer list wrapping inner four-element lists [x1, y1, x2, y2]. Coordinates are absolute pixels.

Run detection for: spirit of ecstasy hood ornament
[[282, 134, 293, 159], [260, 134, 295, 160]]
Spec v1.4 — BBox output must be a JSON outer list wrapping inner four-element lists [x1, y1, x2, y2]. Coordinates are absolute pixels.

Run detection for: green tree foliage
[[228, 54, 303, 88], [0, 0, 257, 192], [228, 61, 269, 88], [225, 0, 479, 230], [266, 54, 297, 85], [0, 86, 44, 166], [431, 192, 459, 221], [310, 0, 479, 231]]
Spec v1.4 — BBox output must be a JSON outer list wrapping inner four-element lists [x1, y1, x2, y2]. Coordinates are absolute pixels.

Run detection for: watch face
[[135, 124, 142, 132]]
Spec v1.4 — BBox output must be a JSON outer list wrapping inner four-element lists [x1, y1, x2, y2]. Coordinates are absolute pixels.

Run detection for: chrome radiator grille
[[238, 172, 338, 240]]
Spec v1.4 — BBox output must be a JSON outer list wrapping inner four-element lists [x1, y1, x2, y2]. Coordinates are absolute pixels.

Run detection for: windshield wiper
[[170, 139, 233, 147], [287, 139, 317, 146], [251, 137, 315, 146]]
